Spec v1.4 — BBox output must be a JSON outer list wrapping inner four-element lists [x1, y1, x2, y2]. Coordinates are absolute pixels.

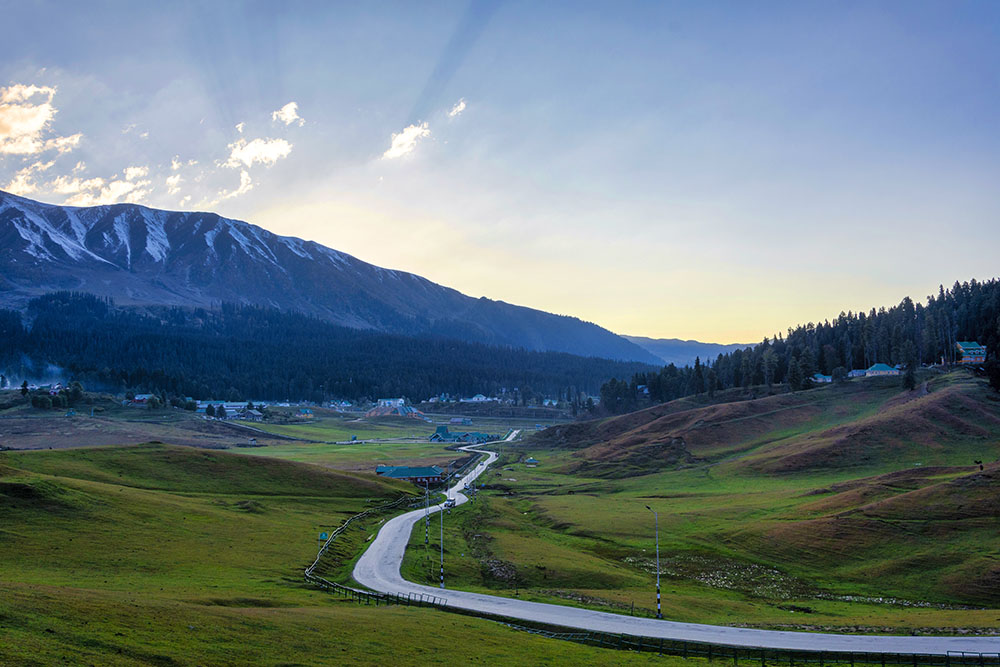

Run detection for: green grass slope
[[413, 371, 1000, 630], [532, 371, 1000, 478], [0, 443, 673, 665]]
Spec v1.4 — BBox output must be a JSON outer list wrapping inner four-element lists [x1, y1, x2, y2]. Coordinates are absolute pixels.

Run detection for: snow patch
[[141, 209, 170, 262], [281, 236, 314, 260], [226, 222, 277, 263], [112, 214, 132, 267], [318, 245, 346, 266], [204, 227, 220, 255]]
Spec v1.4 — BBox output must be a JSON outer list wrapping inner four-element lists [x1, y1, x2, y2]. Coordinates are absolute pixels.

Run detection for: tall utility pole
[[645, 505, 661, 619], [424, 482, 429, 544], [439, 498, 445, 588]]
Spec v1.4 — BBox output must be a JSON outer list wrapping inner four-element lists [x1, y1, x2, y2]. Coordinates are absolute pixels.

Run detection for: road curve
[[353, 438, 1000, 655]]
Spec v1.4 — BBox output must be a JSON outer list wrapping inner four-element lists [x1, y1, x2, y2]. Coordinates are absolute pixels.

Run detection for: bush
[[31, 394, 53, 409]]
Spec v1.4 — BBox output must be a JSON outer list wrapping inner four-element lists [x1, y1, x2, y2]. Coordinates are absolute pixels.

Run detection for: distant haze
[[624, 336, 751, 368]]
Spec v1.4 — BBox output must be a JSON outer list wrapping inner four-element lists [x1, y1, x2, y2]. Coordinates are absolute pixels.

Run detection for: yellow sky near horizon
[[253, 196, 976, 345]]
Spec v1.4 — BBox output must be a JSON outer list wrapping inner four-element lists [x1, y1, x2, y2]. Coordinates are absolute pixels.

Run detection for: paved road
[[353, 437, 1000, 654]]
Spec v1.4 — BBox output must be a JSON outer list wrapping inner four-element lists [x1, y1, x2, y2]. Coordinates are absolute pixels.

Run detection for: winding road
[[353, 434, 1000, 655]]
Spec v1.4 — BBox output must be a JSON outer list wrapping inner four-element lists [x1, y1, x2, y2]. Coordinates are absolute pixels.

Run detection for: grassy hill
[[0, 443, 670, 665], [532, 370, 1000, 477], [412, 370, 1000, 631]]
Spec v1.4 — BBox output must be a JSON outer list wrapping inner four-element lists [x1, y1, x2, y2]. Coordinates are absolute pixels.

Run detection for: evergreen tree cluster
[[0, 292, 653, 403], [601, 279, 1000, 414]]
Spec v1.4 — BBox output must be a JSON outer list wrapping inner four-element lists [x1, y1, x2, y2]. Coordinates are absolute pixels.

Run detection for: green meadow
[[242, 414, 433, 442], [399, 371, 1000, 633], [0, 443, 683, 665], [236, 439, 465, 472]]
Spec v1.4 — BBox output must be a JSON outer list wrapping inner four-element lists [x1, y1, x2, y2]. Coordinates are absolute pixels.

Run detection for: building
[[366, 402, 429, 420], [866, 363, 900, 377], [428, 426, 497, 443], [375, 465, 444, 485], [811, 373, 832, 384], [460, 394, 494, 403], [525, 457, 540, 465], [377, 398, 405, 408], [243, 409, 264, 422], [956, 341, 986, 364], [449, 417, 472, 426], [847, 369, 867, 378]]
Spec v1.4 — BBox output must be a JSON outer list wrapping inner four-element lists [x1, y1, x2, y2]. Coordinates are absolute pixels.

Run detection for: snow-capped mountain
[[0, 190, 660, 364]]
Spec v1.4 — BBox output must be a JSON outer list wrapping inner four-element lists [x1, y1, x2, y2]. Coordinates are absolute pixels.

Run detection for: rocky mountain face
[[0, 190, 659, 363]]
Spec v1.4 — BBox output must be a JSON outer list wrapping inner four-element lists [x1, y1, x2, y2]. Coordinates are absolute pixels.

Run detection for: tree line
[[0, 292, 654, 403], [600, 279, 1000, 414]]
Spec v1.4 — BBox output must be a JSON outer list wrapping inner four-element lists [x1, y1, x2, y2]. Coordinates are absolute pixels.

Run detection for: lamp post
[[439, 496, 445, 588], [645, 505, 661, 619]]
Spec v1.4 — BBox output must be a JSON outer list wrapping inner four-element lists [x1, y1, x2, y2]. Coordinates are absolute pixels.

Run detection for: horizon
[[2, 2, 999, 343]]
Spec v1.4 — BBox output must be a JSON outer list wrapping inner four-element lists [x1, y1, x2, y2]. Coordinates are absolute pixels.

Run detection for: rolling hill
[[531, 370, 1000, 478]]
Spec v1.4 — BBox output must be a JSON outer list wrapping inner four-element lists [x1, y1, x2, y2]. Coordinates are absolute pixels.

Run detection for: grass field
[[399, 371, 1000, 633], [0, 443, 682, 665], [234, 413, 526, 472], [235, 440, 472, 473]]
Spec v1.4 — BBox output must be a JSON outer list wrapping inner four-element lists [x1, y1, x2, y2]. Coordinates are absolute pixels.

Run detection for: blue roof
[[868, 363, 896, 372], [376, 465, 443, 479]]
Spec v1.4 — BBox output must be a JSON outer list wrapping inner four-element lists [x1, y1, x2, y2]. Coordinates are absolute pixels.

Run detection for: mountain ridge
[[623, 334, 751, 367], [0, 190, 659, 363]]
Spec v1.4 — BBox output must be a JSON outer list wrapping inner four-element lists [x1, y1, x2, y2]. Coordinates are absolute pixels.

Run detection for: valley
[[396, 370, 1000, 633]]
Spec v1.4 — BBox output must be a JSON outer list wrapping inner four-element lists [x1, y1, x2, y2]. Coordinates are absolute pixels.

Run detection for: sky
[[2, 1, 999, 344]]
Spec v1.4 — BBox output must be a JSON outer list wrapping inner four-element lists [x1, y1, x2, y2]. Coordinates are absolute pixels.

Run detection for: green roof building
[[375, 465, 444, 484], [956, 341, 986, 364]]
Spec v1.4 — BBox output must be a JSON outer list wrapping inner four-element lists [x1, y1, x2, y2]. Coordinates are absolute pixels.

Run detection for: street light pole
[[439, 496, 445, 588], [645, 505, 661, 619]]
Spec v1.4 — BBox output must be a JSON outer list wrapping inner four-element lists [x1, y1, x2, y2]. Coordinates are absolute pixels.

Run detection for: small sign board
[[319, 532, 329, 541]]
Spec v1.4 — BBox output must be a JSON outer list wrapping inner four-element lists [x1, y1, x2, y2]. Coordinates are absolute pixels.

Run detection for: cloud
[[235, 122, 245, 134], [224, 137, 292, 168], [272, 102, 304, 126], [49, 174, 105, 195], [220, 170, 253, 200], [123, 165, 148, 181], [382, 122, 430, 159], [4, 160, 54, 195], [448, 99, 467, 118], [50, 165, 151, 206], [171, 156, 197, 171], [0, 83, 82, 156], [165, 173, 182, 195]]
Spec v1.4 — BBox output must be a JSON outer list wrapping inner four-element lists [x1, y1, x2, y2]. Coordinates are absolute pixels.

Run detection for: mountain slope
[[0, 190, 659, 363], [623, 335, 750, 366]]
